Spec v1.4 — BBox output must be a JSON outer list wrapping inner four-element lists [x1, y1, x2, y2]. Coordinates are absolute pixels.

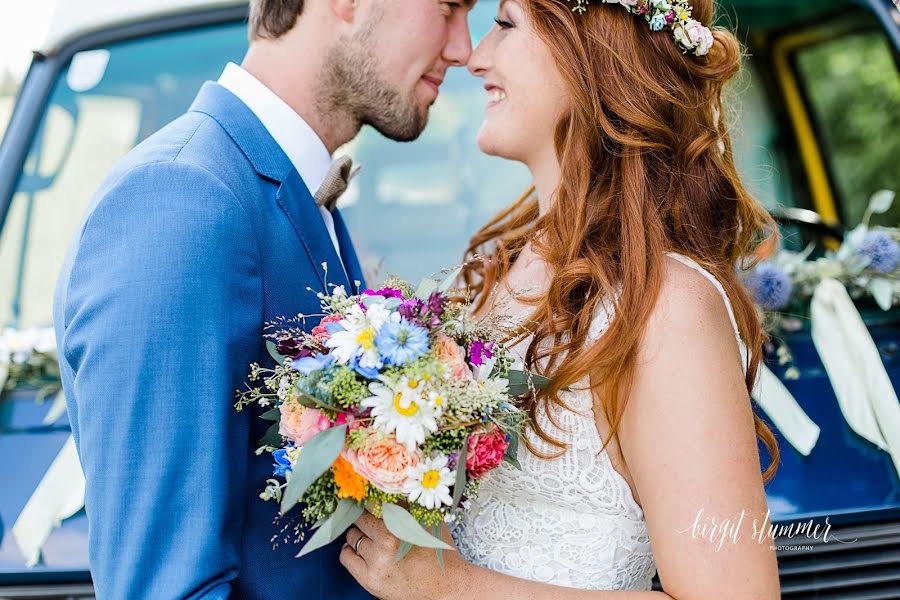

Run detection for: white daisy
[[405, 454, 456, 510], [361, 377, 439, 451], [325, 304, 387, 370]]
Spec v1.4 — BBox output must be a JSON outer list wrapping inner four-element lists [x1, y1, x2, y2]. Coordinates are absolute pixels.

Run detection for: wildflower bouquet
[[236, 271, 537, 561]]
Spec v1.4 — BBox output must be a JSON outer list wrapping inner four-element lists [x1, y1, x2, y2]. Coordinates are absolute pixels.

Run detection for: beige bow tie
[[314, 155, 360, 211]]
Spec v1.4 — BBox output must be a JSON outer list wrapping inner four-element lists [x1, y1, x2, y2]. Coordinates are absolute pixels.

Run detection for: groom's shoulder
[[107, 110, 248, 191]]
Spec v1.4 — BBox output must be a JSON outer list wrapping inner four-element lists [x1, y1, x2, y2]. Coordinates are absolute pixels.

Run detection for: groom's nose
[[443, 10, 474, 67]]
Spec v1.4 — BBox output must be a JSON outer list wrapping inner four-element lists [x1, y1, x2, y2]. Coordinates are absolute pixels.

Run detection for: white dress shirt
[[217, 62, 343, 260]]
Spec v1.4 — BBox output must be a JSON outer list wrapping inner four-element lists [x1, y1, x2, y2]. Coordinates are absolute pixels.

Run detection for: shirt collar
[[217, 62, 331, 195]]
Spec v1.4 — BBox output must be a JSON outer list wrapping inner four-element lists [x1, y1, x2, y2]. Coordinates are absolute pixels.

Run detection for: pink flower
[[466, 424, 509, 479], [312, 313, 343, 342], [279, 404, 332, 446], [432, 333, 472, 380], [344, 433, 422, 494]]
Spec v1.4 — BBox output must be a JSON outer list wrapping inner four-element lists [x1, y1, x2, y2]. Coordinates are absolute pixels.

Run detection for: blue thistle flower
[[375, 318, 430, 366], [857, 230, 900, 273], [745, 263, 793, 311]]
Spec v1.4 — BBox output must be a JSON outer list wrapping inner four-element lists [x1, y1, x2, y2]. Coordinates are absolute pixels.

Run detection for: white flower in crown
[[684, 19, 714, 55]]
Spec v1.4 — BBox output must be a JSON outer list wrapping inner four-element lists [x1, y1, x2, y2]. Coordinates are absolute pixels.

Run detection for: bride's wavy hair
[[461, 0, 779, 481]]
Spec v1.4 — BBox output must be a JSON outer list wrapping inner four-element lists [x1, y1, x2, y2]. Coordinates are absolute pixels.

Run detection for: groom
[[53, 0, 473, 598]]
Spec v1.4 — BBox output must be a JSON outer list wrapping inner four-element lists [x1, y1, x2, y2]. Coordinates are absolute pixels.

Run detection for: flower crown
[[566, 0, 714, 57]]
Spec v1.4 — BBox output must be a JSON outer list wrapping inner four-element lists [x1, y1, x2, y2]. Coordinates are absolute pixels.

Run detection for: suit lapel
[[190, 82, 352, 293], [276, 170, 352, 292], [332, 209, 366, 293]]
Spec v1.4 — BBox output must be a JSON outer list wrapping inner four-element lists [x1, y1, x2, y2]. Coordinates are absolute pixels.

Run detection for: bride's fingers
[[339, 542, 368, 580], [353, 510, 386, 539]]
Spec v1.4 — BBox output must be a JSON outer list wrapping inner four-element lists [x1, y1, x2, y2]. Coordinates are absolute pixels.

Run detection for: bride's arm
[[342, 264, 779, 600]]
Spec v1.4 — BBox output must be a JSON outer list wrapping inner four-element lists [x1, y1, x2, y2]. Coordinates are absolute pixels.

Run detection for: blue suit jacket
[[53, 82, 375, 600]]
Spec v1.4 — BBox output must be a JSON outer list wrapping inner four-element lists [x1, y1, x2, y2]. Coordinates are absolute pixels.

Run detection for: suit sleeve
[[60, 161, 263, 599]]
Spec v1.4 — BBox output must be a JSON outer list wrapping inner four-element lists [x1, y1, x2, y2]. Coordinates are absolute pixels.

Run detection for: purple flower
[[857, 230, 900, 273], [277, 338, 313, 360], [398, 298, 426, 325], [362, 287, 405, 299], [745, 263, 793, 311], [469, 340, 495, 367]]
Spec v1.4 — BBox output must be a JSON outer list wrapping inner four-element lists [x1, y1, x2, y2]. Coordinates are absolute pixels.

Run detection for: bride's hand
[[340, 511, 469, 600]]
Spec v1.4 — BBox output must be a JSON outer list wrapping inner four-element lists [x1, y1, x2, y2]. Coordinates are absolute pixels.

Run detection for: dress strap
[[664, 252, 748, 373]]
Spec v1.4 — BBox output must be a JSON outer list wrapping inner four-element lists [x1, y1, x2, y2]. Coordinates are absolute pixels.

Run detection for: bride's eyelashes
[[494, 17, 514, 29]]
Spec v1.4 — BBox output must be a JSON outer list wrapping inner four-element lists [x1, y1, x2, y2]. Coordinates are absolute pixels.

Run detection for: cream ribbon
[[811, 277, 900, 478], [752, 365, 821, 456], [12, 434, 86, 567]]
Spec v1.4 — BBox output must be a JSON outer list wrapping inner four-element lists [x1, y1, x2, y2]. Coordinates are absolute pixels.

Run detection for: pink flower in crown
[[432, 333, 472, 380], [312, 313, 343, 342], [280, 403, 333, 446], [344, 433, 422, 494], [466, 423, 510, 479]]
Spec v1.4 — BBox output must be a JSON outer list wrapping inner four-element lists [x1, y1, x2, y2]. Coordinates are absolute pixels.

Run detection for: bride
[[340, 0, 781, 597]]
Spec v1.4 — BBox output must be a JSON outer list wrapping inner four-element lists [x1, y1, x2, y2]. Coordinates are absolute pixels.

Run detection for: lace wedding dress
[[451, 252, 748, 591]]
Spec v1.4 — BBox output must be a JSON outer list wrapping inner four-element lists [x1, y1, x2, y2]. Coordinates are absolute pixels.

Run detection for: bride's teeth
[[489, 90, 506, 103]]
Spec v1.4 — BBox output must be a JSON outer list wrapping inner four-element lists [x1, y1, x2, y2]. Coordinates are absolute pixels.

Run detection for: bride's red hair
[[461, 0, 779, 481]]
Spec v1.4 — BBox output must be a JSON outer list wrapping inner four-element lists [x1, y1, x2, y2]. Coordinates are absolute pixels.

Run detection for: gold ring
[[354, 535, 365, 554]]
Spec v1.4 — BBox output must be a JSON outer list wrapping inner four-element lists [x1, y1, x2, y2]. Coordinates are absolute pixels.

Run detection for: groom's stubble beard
[[317, 20, 429, 142]]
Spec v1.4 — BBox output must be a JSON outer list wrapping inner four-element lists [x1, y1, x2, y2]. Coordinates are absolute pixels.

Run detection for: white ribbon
[[752, 365, 820, 456], [12, 435, 86, 567], [811, 277, 900, 478]]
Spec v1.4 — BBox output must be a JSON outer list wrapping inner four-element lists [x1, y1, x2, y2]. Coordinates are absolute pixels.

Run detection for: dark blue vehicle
[[0, 1, 897, 598]]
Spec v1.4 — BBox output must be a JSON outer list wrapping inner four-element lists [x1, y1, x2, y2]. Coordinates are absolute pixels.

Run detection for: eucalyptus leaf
[[869, 278, 895, 311], [415, 278, 439, 300], [381, 503, 453, 550], [503, 453, 522, 470], [280, 423, 348, 514], [291, 386, 335, 411], [394, 541, 414, 563], [506, 369, 551, 396], [383, 297, 403, 310], [431, 524, 447, 574], [360, 294, 385, 308], [257, 422, 282, 448], [260, 407, 281, 421], [451, 438, 468, 510], [437, 266, 463, 294], [266, 340, 286, 365], [504, 433, 522, 470], [296, 498, 364, 557]]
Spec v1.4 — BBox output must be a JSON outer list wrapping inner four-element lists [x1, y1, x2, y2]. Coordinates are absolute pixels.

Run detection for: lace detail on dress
[[451, 252, 746, 591]]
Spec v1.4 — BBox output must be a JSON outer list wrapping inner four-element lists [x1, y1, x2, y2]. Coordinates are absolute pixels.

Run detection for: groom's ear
[[329, 0, 358, 24]]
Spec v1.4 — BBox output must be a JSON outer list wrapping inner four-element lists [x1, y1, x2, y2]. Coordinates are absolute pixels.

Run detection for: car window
[[794, 28, 900, 227], [0, 23, 247, 328]]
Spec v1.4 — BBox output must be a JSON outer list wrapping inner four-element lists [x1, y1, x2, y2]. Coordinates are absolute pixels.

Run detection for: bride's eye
[[494, 17, 514, 29]]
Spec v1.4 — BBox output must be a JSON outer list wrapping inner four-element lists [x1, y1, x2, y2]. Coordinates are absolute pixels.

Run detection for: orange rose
[[432, 333, 472, 380], [333, 454, 368, 501], [344, 433, 421, 494]]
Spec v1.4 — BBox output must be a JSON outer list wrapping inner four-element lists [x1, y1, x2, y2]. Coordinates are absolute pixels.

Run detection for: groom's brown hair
[[249, 0, 304, 41]]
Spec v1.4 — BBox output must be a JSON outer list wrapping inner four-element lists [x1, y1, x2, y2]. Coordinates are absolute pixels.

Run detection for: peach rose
[[279, 403, 332, 446], [432, 333, 472, 380], [344, 433, 421, 494]]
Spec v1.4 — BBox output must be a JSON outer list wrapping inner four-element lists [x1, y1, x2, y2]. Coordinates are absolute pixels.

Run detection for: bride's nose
[[468, 34, 493, 78]]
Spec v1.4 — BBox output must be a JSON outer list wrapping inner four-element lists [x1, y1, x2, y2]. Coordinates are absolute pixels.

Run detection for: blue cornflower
[[290, 353, 336, 375], [857, 230, 900, 273], [273, 448, 292, 477], [745, 263, 793, 311], [649, 13, 667, 31], [375, 318, 430, 366]]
